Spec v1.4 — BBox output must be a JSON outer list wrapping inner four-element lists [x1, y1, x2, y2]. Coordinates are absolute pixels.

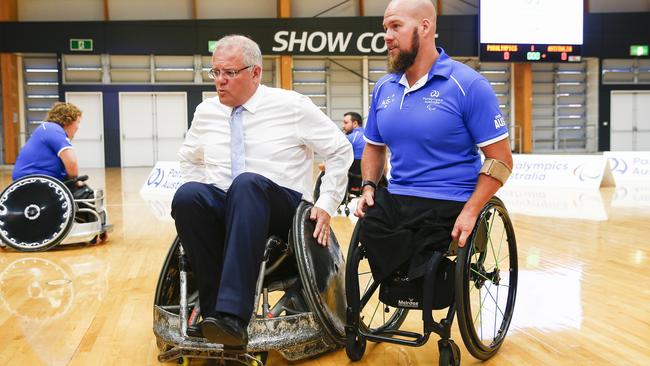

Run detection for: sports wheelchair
[[345, 197, 518, 366], [153, 201, 347, 365], [0, 174, 111, 252], [313, 160, 387, 216]]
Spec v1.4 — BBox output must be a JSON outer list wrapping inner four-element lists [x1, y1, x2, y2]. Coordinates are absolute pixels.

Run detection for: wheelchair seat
[[153, 201, 347, 364], [0, 174, 112, 252]]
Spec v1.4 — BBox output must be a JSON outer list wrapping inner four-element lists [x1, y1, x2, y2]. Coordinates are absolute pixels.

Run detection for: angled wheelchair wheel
[[0, 175, 75, 252], [455, 197, 518, 360], [345, 221, 409, 351], [313, 171, 325, 202]]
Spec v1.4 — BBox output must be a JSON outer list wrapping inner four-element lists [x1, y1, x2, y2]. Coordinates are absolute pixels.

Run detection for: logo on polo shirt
[[494, 114, 506, 129], [380, 93, 396, 109], [422, 89, 443, 110]]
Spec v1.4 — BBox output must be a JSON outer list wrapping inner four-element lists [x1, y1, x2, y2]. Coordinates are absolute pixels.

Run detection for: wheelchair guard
[[345, 197, 518, 366], [0, 174, 112, 252], [153, 201, 347, 364]]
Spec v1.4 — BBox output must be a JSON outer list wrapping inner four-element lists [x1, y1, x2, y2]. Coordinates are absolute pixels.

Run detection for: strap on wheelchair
[[422, 251, 443, 334]]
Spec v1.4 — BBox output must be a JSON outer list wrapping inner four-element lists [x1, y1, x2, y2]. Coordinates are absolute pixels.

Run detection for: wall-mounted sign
[[630, 45, 649, 56], [70, 39, 93, 52]]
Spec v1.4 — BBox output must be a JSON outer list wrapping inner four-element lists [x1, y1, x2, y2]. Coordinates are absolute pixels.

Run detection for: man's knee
[[229, 173, 270, 197], [171, 182, 208, 216]]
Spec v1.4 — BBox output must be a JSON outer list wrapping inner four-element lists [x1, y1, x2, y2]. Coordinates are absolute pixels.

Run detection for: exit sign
[[208, 40, 217, 53], [630, 45, 648, 56], [70, 39, 93, 52]]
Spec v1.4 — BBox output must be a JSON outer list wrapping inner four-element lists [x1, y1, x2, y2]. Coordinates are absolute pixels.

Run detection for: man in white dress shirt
[[171, 35, 353, 347]]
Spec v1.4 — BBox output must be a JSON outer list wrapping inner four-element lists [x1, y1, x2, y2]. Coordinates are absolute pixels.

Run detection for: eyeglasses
[[208, 65, 253, 80]]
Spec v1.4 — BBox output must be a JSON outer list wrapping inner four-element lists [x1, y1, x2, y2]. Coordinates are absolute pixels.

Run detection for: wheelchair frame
[[344, 197, 518, 366]]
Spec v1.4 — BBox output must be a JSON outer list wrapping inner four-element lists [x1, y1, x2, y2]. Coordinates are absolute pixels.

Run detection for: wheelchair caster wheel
[[345, 331, 366, 361], [177, 356, 189, 366], [438, 339, 460, 366], [99, 232, 109, 242], [344, 207, 350, 216]]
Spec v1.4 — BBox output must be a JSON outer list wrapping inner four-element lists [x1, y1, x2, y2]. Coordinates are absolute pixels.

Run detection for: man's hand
[[354, 187, 375, 218], [310, 206, 331, 246], [451, 207, 480, 248]]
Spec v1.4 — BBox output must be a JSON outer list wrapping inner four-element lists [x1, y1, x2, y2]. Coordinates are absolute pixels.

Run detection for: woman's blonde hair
[[46, 102, 82, 127]]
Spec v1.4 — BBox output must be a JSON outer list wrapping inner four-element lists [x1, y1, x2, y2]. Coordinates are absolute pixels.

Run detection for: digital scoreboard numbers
[[480, 44, 582, 62], [479, 0, 583, 63]]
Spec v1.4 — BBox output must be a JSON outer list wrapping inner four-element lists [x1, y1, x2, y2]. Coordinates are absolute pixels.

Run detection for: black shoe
[[186, 323, 203, 338], [201, 314, 248, 347]]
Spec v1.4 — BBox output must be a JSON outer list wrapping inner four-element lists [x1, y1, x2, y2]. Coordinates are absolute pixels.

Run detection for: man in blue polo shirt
[[342, 111, 365, 160], [355, 0, 513, 281]]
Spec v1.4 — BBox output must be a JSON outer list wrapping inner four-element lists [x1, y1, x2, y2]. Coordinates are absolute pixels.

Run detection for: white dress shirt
[[178, 84, 353, 216]]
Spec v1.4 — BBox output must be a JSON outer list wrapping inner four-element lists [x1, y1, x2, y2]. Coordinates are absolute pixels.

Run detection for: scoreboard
[[480, 44, 582, 62]]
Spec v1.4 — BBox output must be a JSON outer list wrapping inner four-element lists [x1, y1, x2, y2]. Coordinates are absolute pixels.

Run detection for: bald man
[[355, 0, 513, 282]]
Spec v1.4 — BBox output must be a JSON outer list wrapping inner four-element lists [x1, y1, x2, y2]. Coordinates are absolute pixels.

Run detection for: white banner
[[139, 161, 183, 222], [603, 151, 650, 185], [507, 154, 615, 189], [498, 187, 607, 221], [139, 161, 183, 198]]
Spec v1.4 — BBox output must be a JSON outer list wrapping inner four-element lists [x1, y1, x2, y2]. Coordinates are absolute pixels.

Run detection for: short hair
[[213, 35, 263, 67], [344, 112, 363, 127], [46, 102, 82, 127]]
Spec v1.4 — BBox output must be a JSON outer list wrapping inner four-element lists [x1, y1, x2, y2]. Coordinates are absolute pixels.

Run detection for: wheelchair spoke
[[470, 267, 491, 283], [368, 299, 381, 327], [494, 281, 500, 340], [494, 218, 506, 265], [483, 282, 506, 319]]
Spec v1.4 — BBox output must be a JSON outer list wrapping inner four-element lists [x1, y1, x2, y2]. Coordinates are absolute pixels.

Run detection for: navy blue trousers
[[171, 173, 302, 322]]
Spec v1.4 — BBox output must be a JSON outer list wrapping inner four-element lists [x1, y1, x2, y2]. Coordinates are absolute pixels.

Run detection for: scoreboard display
[[479, 0, 583, 63], [480, 44, 582, 62]]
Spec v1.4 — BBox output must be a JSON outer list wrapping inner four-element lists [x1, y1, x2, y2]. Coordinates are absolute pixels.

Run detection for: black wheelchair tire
[[345, 220, 409, 342], [0, 174, 75, 252], [313, 171, 325, 202], [455, 197, 518, 360], [345, 331, 366, 361]]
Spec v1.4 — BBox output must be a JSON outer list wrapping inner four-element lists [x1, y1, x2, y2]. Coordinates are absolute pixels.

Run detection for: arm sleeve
[[363, 81, 385, 145], [464, 78, 509, 146], [296, 95, 353, 216], [46, 128, 73, 156], [178, 113, 206, 183]]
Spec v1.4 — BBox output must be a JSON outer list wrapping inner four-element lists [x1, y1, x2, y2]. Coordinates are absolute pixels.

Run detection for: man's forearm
[[361, 144, 386, 184]]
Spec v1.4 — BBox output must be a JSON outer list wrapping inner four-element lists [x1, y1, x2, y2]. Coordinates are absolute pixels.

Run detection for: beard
[[387, 28, 420, 74]]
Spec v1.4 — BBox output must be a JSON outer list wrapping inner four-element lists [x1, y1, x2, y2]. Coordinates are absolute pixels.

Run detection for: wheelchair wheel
[[0, 175, 75, 252], [313, 171, 325, 202], [455, 197, 518, 360], [345, 220, 409, 359]]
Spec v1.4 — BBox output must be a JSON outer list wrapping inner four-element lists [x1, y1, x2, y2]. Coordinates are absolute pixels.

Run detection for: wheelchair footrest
[[361, 328, 429, 347]]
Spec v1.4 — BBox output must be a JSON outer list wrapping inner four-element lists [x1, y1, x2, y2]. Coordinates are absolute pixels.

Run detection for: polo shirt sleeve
[[464, 78, 509, 147], [364, 82, 385, 146], [46, 126, 73, 156]]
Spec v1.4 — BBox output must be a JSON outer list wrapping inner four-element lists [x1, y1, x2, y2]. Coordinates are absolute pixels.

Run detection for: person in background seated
[[171, 34, 352, 348], [355, 0, 513, 283], [12, 102, 91, 199]]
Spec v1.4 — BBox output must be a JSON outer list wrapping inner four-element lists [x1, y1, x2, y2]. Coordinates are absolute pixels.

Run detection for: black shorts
[[359, 188, 464, 282]]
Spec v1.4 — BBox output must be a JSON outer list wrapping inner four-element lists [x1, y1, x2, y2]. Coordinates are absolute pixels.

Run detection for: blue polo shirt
[[12, 122, 72, 181], [347, 126, 365, 160], [365, 48, 508, 202]]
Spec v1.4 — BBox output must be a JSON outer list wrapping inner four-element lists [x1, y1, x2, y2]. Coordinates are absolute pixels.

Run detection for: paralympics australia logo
[[573, 163, 603, 182], [422, 89, 443, 111], [380, 93, 396, 109], [608, 158, 628, 175]]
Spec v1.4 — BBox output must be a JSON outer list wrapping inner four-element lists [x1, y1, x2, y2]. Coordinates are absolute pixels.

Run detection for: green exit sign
[[208, 40, 217, 53], [70, 39, 93, 52], [630, 45, 648, 56]]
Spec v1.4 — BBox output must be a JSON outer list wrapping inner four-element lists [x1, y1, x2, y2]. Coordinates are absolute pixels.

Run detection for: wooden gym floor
[[0, 167, 648, 365]]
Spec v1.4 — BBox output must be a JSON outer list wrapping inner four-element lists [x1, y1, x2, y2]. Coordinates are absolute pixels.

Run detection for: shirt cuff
[[314, 194, 340, 217], [364, 136, 385, 146]]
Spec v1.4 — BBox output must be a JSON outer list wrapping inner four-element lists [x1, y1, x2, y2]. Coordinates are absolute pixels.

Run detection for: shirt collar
[[239, 84, 264, 114], [391, 47, 452, 87]]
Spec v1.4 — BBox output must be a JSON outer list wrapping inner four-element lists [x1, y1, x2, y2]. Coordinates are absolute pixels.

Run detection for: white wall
[[18, 0, 104, 21]]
